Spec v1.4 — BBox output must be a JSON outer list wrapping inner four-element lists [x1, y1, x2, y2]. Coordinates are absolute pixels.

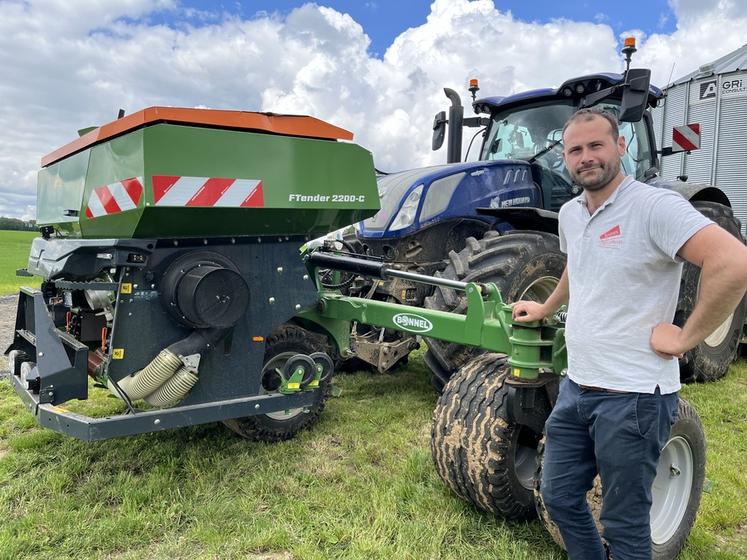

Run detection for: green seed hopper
[[37, 106, 379, 238]]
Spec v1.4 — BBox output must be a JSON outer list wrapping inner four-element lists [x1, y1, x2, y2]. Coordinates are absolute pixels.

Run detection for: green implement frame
[[301, 251, 567, 382]]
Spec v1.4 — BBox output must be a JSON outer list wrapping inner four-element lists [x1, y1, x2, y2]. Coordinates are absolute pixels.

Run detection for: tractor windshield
[[480, 100, 654, 193]]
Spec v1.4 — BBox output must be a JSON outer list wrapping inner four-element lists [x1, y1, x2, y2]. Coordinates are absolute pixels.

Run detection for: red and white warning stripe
[[672, 123, 700, 152], [152, 176, 264, 208], [85, 177, 143, 218]]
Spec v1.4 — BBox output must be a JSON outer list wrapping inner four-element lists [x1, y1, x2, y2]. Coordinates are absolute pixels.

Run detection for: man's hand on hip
[[650, 323, 686, 359], [512, 301, 547, 322]]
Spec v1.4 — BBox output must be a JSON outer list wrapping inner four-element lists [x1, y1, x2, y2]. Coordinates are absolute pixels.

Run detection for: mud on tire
[[431, 353, 541, 520], [534, 398, 706, 560], [424, 230, 565, 392], [222, 324, 331, 442], [677, 201, 747, 383]]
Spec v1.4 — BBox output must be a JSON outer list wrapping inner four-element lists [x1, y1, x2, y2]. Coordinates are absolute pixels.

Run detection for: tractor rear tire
[[431, 352, 541, 520], [534, 398, 706, 560], [677, 201, 746, 383], [222, 324, 331, 442], [424, 230, 565, 392]]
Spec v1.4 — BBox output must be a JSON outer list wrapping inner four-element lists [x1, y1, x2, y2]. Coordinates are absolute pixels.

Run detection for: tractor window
[[482, 103, 574, 162], [482, 101, 655, 185]]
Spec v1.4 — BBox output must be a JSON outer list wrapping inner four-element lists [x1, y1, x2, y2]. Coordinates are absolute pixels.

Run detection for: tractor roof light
[[622, 36, 637, 72], [469, 78, 480, 103]]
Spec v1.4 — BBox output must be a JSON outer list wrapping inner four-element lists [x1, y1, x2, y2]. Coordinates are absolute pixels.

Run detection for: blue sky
[[150, 0, 677, 57]]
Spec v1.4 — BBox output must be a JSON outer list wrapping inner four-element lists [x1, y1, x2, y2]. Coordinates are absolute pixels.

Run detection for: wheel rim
[[704, 315, 733, 347], [515, 444, 537, 491], [261, 351, 304, 421], [650, 435, 694, 544], [514, 425, 540, 491], [697, 277, 734, 347], [520, 276, 559, 302]]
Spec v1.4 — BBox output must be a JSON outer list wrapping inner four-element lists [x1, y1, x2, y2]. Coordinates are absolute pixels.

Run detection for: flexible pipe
[[145, 366, 199, 408], [107, 349, 182, 401], [108, 329, 225, 404]]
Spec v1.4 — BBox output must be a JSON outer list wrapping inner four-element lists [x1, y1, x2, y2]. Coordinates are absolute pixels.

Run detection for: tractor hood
[[357, 159, 539, 239]]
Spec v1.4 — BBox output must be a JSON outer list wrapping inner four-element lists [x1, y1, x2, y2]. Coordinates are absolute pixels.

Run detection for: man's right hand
[[512, 301, 547, 322]]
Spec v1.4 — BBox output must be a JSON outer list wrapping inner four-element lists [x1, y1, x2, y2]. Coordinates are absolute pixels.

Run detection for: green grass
[[0, 230, 40, 294], [0, 351, 744, 560]]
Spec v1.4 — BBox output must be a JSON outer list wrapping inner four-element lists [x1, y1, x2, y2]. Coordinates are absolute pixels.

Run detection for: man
[[512, 107, 747, 560]]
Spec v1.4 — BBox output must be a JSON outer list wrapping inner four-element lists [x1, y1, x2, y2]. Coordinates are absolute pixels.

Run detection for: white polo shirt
[[558, 175, 712, 394]]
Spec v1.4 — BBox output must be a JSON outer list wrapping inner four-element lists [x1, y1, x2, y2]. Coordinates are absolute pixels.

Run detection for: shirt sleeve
[[648, 191, 713, 261], [558, 206, 568, 254]]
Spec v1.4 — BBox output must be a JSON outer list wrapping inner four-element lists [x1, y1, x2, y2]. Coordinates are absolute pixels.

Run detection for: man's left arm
[[651, 224, 747, 358]]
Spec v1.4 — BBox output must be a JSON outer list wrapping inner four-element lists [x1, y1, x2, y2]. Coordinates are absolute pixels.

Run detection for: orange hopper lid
[[42, 107, 354, 167]]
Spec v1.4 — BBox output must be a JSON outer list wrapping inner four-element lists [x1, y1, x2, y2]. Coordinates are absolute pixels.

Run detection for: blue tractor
[[343, 42, 745, 392]]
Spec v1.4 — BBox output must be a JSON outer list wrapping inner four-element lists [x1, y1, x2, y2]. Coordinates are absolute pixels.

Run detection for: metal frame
[[7, 372, 321, 441]]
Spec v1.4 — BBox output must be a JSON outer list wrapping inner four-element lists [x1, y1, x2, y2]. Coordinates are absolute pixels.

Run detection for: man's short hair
[[562, 107, 620, 141]]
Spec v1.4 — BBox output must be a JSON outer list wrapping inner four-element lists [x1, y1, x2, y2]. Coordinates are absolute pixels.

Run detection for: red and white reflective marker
[[85, 175, 265, 219], [85, 177, 143, 218], [672, 123, 701, 152], [152, 176, 264, 208]]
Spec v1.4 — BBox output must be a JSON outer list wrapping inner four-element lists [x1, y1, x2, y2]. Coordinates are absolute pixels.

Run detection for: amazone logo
[[393, 313, 433, 333]]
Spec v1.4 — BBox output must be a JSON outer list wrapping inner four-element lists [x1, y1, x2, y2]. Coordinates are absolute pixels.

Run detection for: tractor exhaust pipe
[[444, 88, 464, 164]]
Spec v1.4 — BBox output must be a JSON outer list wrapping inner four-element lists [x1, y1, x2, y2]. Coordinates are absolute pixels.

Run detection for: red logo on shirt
[[599, 225, 622, 248], [600, 225, 621, 240]]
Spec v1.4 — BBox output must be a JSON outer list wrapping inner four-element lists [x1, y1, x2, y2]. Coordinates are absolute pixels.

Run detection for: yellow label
[[513, 368, 521, 377], [287, 382, 300, 390], [309, 380, 319, 388], [49, 406, 69, 414], [121, 283, 132, 294], [112, 348, 125, 359]]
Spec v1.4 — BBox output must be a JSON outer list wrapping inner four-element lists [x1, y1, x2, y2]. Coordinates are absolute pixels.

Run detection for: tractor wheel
[[222, 324, 331, 442], [534, 398, 706, 560], [677, 201, 747, 382], [424, 230, 565, 392], [431, 352, 541, 520]]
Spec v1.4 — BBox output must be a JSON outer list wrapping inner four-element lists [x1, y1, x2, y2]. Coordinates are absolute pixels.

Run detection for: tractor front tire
[[222, 325, 331, 442], [678, 201, 746, 382], [424, 230, 565, 392], [534, 398, 706, 560], [431, 353, 542, 520]]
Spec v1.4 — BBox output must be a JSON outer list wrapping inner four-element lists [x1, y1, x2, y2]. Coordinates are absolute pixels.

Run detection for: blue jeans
[[540, 378, 679, 560]]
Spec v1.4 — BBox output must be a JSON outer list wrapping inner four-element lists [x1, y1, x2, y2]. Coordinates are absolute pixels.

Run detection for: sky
[[1, 0, 746, 221]]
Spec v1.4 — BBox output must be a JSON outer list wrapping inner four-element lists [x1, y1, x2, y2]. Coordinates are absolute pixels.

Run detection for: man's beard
[[570, 158, 620, 192]]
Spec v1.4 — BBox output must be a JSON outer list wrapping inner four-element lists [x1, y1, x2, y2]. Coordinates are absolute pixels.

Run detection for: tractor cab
[[473, 75, 662, 211]]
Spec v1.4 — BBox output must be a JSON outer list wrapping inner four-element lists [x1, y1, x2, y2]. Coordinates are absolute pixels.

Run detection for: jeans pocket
[[634, 393, 659, 439]]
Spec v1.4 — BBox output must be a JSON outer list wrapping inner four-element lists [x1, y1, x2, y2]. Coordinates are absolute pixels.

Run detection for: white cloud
[[0, 0, 744, 220]]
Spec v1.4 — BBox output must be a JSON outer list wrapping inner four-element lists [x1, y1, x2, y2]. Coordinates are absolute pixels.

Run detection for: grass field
[[0, 349, 744, 560], [0, 230, 39, 294]]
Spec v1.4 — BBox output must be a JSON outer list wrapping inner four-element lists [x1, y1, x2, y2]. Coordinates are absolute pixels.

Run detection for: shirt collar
[[575, 175, 635, 209]]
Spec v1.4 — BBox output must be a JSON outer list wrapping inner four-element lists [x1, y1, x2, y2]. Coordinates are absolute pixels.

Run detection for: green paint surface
[[37, 123, 378, 239]]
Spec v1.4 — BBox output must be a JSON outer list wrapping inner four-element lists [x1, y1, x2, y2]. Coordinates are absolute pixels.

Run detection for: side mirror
[[619, 68, 651, 122], [546, 129, 563, 144], [432, 111, 447, 151]]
